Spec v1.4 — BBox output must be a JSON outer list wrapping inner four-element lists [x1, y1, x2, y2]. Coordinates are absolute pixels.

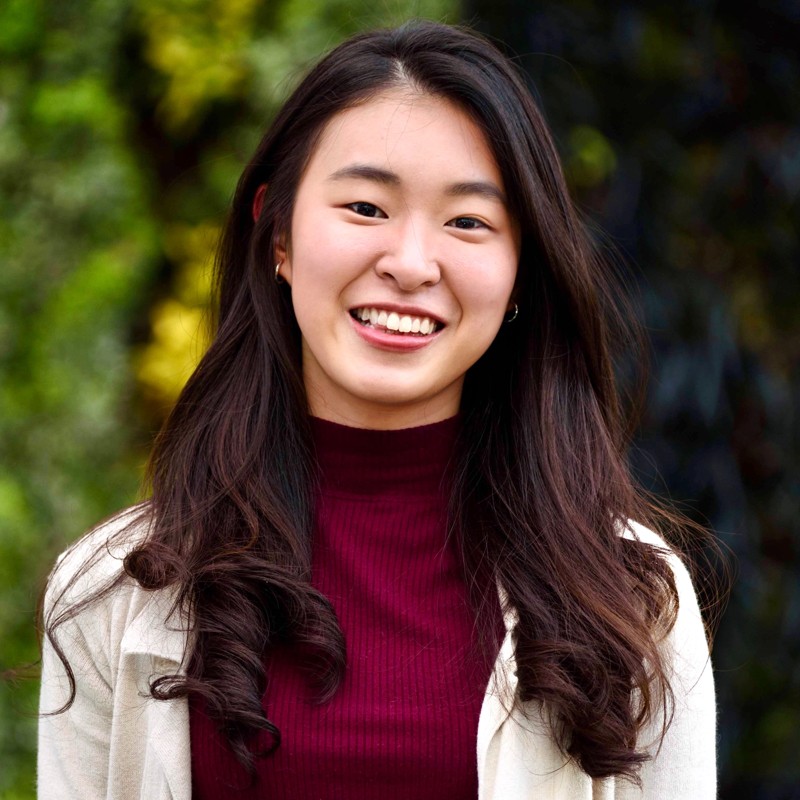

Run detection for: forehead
[[301, 88, 504, 188]]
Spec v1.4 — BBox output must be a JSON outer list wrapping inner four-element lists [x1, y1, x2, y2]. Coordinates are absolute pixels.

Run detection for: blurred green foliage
[[0, 0, 454, 796], [0, 0, 157, 792]]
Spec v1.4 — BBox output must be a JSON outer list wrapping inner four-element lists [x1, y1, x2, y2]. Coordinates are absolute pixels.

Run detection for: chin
[[352, 386, 428, 407], [352, 378, 456, 413]]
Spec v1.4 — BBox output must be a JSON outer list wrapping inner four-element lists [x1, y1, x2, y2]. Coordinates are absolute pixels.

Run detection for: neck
[[305, 389, 462, 431]]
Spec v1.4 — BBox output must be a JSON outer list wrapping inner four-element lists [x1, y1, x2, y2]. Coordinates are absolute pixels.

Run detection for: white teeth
[[352, 307, 440, 336]]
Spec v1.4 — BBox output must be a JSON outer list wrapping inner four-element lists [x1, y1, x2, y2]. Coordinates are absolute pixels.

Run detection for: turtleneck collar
[[310, 415, 460, 497]]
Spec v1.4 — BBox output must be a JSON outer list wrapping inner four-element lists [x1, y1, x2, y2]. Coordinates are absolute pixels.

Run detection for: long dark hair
[[44, 20, 706, 783]]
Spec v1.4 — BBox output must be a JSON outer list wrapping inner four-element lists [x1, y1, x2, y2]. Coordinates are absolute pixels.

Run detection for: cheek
[[289, 219, 382, 286], [455, 258, 517, 320]]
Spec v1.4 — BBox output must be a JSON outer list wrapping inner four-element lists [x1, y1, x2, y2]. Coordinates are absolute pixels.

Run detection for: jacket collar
[[120, 584, 189, 667]]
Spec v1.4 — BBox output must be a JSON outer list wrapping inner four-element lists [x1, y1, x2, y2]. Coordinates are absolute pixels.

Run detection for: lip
[[349, 314, 442, 352]]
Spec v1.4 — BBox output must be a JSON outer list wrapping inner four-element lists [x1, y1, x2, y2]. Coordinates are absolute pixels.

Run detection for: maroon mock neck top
[[190, 416, 497, 799]]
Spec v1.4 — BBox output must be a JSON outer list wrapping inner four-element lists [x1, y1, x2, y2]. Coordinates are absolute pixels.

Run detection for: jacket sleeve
[[616, 538, 717, 799], [37, 544, 117, 800]]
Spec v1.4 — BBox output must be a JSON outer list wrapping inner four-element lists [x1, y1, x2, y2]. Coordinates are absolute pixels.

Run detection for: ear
[[274, 232, 291, 284], [252, 183, 267, 222], [506, 286, 519, 313]]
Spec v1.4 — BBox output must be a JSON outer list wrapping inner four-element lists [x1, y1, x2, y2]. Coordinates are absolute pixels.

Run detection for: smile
[[350, 307, 444, 336]]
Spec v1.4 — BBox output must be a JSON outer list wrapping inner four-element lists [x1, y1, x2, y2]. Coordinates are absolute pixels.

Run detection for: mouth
[[349, 307, 445, 337]]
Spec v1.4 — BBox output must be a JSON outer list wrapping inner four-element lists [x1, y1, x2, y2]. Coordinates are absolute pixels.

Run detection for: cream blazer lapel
[[476, 595, 612, 800], [114, 588, 192, 800]]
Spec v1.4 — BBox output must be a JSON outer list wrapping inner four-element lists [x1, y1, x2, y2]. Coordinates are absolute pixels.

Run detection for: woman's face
[[278, 88, 520, 429]]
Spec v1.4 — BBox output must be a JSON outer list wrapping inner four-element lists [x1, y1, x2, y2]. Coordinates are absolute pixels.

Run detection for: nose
[[375, 220, 441, 290]]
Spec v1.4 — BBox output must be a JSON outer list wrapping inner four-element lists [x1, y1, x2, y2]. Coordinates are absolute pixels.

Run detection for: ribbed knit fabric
[[190, 416, 499, 799]]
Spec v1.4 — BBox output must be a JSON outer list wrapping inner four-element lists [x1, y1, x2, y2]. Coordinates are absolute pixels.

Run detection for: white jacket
[[38, 511, 716, 799]]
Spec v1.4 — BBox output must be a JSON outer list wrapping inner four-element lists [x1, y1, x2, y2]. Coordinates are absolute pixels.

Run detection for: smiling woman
[[38, 20, 716, 800]]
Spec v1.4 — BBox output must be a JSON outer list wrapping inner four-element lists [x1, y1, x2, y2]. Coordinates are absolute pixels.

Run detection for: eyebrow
[[326, 163, 507, 205], [327, 164, 400, 186], [445, 180, 507, 206]]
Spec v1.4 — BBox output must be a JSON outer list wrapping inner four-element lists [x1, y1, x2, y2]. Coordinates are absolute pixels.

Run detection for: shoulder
[[619, 518, 671, 551], [45, 503, 153, 615], [620, 518, 698, 602], [621, 519, 712, 683], [42, 502, 189, 679]]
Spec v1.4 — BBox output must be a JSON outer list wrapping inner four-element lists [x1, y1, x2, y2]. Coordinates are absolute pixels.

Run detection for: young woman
[[38, 21, 716, 800]]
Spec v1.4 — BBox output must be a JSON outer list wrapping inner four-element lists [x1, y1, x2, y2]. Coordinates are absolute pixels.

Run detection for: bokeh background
[[1, 0, 798, 797]]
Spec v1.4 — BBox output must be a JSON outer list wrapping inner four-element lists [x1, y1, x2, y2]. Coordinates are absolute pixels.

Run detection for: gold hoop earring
[[505, 303, 519, 323], [274, 262, 284, 284]]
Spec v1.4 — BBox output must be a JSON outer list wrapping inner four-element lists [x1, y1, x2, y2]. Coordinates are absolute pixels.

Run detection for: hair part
[[43, 20, 710, 784]]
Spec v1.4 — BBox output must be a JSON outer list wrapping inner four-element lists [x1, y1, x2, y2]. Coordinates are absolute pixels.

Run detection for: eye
[[347, 202, 387, 218], [448, 216, 488, 231]]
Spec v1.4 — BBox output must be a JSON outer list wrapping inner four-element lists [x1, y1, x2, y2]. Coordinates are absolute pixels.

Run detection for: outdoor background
[[1, 0, 798, 797]]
